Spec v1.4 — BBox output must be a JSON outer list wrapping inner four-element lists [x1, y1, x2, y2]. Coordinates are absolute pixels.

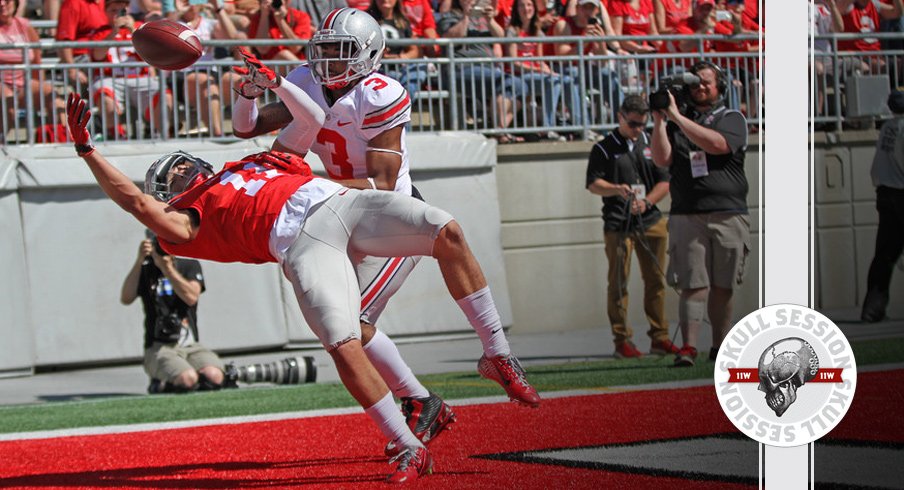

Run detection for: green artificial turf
[[0, 337, 900, 435]]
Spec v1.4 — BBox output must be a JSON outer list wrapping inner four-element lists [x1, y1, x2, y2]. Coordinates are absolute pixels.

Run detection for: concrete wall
[[496, 139, 763, 335], [0, 133, 511, 374], [813, 131, 904, 319], [3, 130, 889, 373]]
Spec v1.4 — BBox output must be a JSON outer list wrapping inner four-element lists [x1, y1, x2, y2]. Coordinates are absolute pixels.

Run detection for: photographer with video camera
[[649, 60, 750, 368]]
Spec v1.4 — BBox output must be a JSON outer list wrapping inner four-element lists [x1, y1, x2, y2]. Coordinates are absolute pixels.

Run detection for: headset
[[690, 60, 728, 96]]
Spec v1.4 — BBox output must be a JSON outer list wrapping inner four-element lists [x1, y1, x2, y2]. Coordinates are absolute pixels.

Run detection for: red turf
[[0, 370, 899, 489]]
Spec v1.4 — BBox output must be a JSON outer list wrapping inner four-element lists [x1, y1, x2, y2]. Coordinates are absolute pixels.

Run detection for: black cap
[[888, 90, 904, 114]]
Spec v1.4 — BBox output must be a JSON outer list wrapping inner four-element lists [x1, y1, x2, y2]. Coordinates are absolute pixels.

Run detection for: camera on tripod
[[648, 72, 700, 112]]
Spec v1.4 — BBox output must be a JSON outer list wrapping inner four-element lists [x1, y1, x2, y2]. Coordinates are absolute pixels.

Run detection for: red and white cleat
[[385, 392, 456, 458], [478, 354, 541, 408], [386, 445, 433, 484]]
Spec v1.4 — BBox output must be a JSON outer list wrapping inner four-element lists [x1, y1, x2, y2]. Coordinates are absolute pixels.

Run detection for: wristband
[[75, 143, 95, 157], [643, 198, 652, 209]]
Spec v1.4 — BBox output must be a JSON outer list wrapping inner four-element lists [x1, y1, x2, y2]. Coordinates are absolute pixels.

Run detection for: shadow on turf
[[0, 456, 413, 488]]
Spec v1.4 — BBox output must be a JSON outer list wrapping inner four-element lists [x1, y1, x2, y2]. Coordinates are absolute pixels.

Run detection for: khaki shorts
[[144, 342, 224, 382], [666, 213, 750, 290], [282, 189, 453, 350]]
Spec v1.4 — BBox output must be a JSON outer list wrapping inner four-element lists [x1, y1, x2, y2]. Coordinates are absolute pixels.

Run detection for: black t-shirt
[[666, 104, 749, 215], [137, 258, 205, 349], [377, 19, 414, 57], [586, 130, 669, 232]]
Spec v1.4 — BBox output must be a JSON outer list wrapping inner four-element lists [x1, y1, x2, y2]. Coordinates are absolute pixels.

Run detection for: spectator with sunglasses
[[585, 94, 675, 359]]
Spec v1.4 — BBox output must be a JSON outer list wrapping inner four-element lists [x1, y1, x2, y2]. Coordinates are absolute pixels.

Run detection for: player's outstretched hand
[[236, 47, 281, 90], [66, 93, 95, 157]]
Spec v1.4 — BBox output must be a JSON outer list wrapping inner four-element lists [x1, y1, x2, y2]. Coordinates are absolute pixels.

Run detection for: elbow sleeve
[[232, 96, 259, 134]]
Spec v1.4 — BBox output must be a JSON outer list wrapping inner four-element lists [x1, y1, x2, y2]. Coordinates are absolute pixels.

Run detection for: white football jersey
[[282, 65, 413, 196]]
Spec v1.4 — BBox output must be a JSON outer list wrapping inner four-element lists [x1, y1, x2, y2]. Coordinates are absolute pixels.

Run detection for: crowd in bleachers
[[1, 0, 765, 145], [810, 0, 904, 129]]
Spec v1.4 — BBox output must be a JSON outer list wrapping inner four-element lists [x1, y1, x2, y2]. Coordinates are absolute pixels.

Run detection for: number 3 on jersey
[[316, 128, 354, 179]]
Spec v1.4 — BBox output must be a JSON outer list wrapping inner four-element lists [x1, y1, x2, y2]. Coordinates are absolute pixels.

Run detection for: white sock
[[365, 392, 422, 449], [456, 286, 510, 358], [364, 329, 430, 399], [231, 95, 258, 134]]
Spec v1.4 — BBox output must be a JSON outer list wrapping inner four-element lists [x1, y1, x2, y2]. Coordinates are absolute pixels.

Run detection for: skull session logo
[[714, 305, 857, 447]]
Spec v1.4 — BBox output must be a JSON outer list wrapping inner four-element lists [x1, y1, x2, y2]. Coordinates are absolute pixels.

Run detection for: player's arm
[[67, 94, 196, 244], [233, 100, 293, 138], [364, 126, 404, 191], [233, 49, 321, 143]]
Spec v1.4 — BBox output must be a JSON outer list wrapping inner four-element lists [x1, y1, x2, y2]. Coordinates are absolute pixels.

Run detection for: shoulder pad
[[359, 73, 411, 131]]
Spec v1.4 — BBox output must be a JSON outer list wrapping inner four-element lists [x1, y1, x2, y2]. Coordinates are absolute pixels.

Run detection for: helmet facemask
[[144, 151, 214, 202], [306, 8, 384, 89]]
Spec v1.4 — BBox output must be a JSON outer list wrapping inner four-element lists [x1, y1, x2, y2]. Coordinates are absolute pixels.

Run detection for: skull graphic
[[757, 338, 819, 417]]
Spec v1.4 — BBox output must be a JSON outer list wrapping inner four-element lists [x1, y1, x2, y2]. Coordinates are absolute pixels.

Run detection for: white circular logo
[[714, 304, 857, 447]]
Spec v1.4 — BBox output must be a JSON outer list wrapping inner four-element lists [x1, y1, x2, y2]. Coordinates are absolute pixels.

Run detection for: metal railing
[[1, 34, 762, 145], [811, 32, 904, 130]]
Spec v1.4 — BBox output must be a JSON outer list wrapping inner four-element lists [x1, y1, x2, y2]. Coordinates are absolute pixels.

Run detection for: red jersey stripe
[[362, 93, 411, 126]]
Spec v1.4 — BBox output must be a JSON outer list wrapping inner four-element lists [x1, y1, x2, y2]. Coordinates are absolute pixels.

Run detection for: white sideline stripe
[[2, 366, 900, 443]]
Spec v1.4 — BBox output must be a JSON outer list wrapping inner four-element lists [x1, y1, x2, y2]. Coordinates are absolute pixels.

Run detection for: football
[[131, 19, 202, 70]]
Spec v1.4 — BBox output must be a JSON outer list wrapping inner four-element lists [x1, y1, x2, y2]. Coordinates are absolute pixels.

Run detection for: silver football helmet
[[144, 150, 214, 202], [306, 8, 385, 89]]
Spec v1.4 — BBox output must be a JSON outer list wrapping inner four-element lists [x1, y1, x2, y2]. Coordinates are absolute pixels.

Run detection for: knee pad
[[679, 297, 706, 325]]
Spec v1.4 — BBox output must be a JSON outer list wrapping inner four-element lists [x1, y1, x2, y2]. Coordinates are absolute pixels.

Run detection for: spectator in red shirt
[[609, 0, 658, 54], [1, 0, 66, 143], [369, 0, 429, 97], [652, 0, 690, 34], [550, 0, 625, 129], [608, 0, 658, 91], [402, 0, 438, 35], [505, 0, 574, 139], [55, 0, 107, 86], [837, 0, 903, 75], [89, 0, 173, 139], [654, 0, 716, 75], [402, 0, 440, 55], [248, 0, 312, 60]]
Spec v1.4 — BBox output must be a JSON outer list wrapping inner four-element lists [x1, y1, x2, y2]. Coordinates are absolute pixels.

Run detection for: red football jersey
[[840, 0, 881, 52], [608, 0, 654, 36], [161, 152, 316, 264]]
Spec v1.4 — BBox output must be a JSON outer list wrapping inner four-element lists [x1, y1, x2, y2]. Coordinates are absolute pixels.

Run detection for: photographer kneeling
[[122, 232, 317, 393], [649, 61, 750, 368], [121, 232, 226, 393]]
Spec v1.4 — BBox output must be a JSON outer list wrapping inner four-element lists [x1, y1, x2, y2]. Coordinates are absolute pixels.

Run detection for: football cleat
[[386, 445, 432, 484], [478, 354, 541, 408], [385, 392, 456, 458]]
